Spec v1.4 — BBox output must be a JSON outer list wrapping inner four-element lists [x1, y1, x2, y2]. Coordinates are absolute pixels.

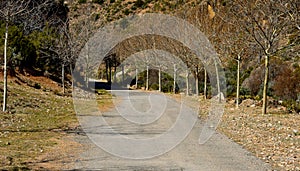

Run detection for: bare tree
[[181, 2, 227, 98], [231, 0, 297, 114], [0, 0, 30, 111], [54, 19, 72, 94], [0, 0, 52, 111], [204, 68, 207, 99], [222, 35, 248, 108]]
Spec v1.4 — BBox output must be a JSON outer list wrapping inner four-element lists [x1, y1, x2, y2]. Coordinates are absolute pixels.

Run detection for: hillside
[[67, 0, 300, 107], [0, 0, 299, 170]]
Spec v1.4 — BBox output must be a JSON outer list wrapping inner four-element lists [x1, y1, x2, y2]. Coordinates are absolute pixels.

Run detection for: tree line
[[0, 0, 299, 114]]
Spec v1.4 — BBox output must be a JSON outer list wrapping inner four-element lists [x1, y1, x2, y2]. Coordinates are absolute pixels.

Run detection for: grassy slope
[[0, 75, 113, 170], [0, 76, 77, 170]]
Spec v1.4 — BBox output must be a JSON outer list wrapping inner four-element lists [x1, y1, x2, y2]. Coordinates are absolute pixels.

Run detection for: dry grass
[[0, 80, 77, 170], [0, 75, 113, 170], [219, 102, 300, 170]]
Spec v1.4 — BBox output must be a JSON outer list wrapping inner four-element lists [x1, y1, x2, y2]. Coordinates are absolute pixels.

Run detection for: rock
[[240, 99, 255, 107], [293, 129, 299, 136], [277, 106, 286, 111], [228, 99, 235, 104], [6, 156, 13, 165]]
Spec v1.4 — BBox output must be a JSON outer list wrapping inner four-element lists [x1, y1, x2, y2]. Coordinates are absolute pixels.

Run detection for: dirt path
[[68, 91, 271, 171]]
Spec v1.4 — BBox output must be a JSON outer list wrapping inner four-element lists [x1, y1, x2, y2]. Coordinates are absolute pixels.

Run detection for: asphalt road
[[70, 91, 271, 171]]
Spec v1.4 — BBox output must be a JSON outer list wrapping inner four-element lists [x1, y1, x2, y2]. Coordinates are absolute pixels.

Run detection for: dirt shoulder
[[167, 93, 299, 170], [219, 101, 300, 171]]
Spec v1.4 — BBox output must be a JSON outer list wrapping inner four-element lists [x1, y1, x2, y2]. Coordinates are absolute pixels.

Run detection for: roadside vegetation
[[0, 76, 76, 170], [0, 74, 114, 170], [0, 0, 299, 170]]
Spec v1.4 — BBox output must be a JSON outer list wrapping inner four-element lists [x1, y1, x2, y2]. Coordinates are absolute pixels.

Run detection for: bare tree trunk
[[215, 61, 221, 102], [1, 0, 52, 112], [135, 68, 138, 88], [173, 64, 176, 94], [85, 43, 89, 88], [62, 63, 65, 94], [70, 64, 74, 91], [106, 60, 109, 82], [186, 69, 189, 96], [195, 67, 199, 96], [262, 55, 269, 114], [158, 67, 161, 92], [113, 64, 117, 83], [121, 64, 124, 85], [146, 65, 149, 90], [3, 21, 8, 112], [236, 55, 240, 108], [85, 0, 91, 88], [109, 62, 112, 83], [204, 68, 207, 99]]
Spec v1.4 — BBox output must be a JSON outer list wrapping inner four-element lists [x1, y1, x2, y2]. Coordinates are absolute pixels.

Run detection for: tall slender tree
[[0, 0, 52, 111], [231, 0, 297, 114]]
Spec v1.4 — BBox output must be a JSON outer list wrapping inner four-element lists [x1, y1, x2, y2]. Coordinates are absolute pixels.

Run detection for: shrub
[[134, 0, 145, 8], [282, 100, 299, 113], [92, 0, 104, 4], [34, 83, 41, 89], [131, 5, 137, 10], [273, 64, 300, 100], [78, 0, 86, 4], [123, 8, 130, 15], [240, 87, 251, 96], [150, 83, 159, 90], [96, 89, 108, 95], [93, 13, 100, 21]]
